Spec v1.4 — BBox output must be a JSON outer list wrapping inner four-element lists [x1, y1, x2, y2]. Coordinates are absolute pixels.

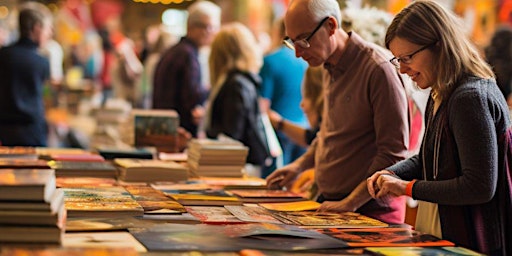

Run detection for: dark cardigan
[[388, 76, 511, 255]]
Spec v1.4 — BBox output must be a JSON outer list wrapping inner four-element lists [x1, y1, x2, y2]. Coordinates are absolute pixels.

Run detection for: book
[[62, 231, 147, 252], [316, 227, 455, 247], [123, 185, 186, 213], [187, 176, 267, 190], [0, 159, 50, 169], [0, 168, 56, 202], [129, 223, 348, 251], [185, 206, 245, 224], [0, 225, 63, 243], [66, 216, 151, 232], [0, 146, 37, 159], [224, 205, 282, 224], [271, 211, 389, 228], [63, 187, 144, 217], [45, 153, 106, 162], [365, 246, 484, 256], [56, 177, 118, 188], [0, 188, 64, 212], [133, 109, 180, 153], [114, 158, 188, 182], [48, 160, 118, 178], [96, 146, 155, 160], [258, 200, 321, 211], [161, 189, 243, 206], [228, 189, 307, 203], [0, 199, 66, 226]]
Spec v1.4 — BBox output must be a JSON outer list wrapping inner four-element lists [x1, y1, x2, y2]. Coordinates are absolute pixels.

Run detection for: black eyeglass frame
[[389, 43, 436, 68], [283, 17, 330, 51]]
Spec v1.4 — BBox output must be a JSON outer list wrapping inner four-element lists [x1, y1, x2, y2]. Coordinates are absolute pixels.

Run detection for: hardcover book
[[316, 227, 455, 247], [115, 158, 188, 182], [0, 159, 50, 169], [63, 187, 144, 217], [48, 160, 118, 178], [62, 231, 147, 252], [0, 168, 56, 202], [0, 225, 63, 243], [0, 146, 37, 159], [133, 109, 179, 153], [0, 188, 64, 212], [271, 211, 389, 228]]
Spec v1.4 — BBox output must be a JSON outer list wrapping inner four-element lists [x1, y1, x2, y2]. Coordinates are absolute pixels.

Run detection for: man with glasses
[[266, 0, 409, 224], [153, 1, 221, 138]]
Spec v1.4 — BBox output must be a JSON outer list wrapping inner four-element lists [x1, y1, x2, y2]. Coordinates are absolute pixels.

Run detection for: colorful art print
[[316, 227, 455, 247], [123, 185, 186, 213], [63, 187, 136, 202], [272, 211, 388, 228], [224, 205, 282, 224], [185, 206, 245, 224], [365, 246, 484, 256], [228, 189, 304, 198]]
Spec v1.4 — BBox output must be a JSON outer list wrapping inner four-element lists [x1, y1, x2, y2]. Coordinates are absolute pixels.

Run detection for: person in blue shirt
[[259, 17, 309, 177]]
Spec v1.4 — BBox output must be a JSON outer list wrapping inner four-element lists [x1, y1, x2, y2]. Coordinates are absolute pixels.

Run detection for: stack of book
[[0, 146, 38, 160], [132, 109, 180, 153], [114, 158, 188, 182], [187, 139, 249, 177], [0, 169, 66, 244]]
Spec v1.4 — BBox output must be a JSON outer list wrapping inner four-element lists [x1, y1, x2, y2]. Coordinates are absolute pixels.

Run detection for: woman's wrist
[[405, 179, 417, 197]]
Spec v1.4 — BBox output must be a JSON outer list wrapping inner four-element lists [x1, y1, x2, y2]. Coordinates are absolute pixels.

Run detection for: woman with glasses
[[367, 1, 511, 255]]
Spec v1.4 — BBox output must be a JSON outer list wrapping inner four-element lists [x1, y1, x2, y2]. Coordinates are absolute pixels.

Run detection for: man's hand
[[266, 162, 301, 190]]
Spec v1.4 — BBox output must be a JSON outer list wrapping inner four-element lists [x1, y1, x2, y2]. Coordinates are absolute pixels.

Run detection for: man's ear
[[327, 17, 337, 36]]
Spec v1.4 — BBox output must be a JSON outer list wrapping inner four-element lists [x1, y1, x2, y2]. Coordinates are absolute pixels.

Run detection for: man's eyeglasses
[[283, 17, 329, 51], [389, 43, 436, 69]]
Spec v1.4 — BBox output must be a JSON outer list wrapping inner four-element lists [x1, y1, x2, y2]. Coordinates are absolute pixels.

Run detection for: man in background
[[0, 2, 53, 146], [152, 1, 221, 137]]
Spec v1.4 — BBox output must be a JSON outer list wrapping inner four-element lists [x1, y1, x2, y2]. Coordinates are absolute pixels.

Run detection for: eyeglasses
[[283, 17, 329, 51], [389, 43, 436, 69]]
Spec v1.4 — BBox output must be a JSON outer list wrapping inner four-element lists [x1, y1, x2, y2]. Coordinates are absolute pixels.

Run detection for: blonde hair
[[208, 22, 263, 89], [385, 0, 494, 99], [303, 66, 324, 121]]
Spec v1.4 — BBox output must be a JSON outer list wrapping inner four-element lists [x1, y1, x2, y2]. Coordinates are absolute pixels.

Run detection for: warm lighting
[[131, 0, 193, 4], [0, 6, 9, 19]]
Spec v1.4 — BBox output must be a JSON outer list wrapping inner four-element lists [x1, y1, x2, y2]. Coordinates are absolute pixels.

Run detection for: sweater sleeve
[[412, 85, 499, 204]]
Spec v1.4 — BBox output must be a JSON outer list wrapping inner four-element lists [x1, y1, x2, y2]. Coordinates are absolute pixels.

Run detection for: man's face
[[188, 15, 219, 47], [284, 12, 331, 67], [34, 19, 53, 47]]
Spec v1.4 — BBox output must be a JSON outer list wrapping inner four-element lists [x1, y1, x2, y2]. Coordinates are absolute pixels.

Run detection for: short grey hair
[[187, 1, 221, 27], [308, 0, 342, 28]]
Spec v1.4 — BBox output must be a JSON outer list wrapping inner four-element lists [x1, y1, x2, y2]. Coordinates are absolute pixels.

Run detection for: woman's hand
[[367, 170, 408, 199]]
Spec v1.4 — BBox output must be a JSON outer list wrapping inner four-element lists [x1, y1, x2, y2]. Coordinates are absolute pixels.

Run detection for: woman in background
[[204, 22, 270, 176]]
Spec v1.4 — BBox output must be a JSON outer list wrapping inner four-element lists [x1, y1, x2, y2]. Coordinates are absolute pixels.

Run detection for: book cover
[[161, 189, 243, 206], [66, 216, 151, 232], [62, 231, 147, 252], [123, 185, 186, 213], [115, 158, 188, 182], [63, 187, 144, 217], [258, 200, 321, 211], [97, 146, 154, 160], [224, 205, 282, 224], [56, 177, 118, 188], [316, 227, 455, 247], [0, 146, 37, 159], [365, 246, 484, 256], [271, 211, 389, 228], [0, 168, 56, 202], [185, 206, 245, 224], [129, 223, 348, 251], [133, 109, 179, 153], [228, 189, 306, 203], [0, 225, 63, 243]]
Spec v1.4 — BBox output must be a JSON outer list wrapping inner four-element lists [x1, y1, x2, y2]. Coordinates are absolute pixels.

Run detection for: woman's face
[[300, 96, 319, 128], [388, 37, 435, 89]]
